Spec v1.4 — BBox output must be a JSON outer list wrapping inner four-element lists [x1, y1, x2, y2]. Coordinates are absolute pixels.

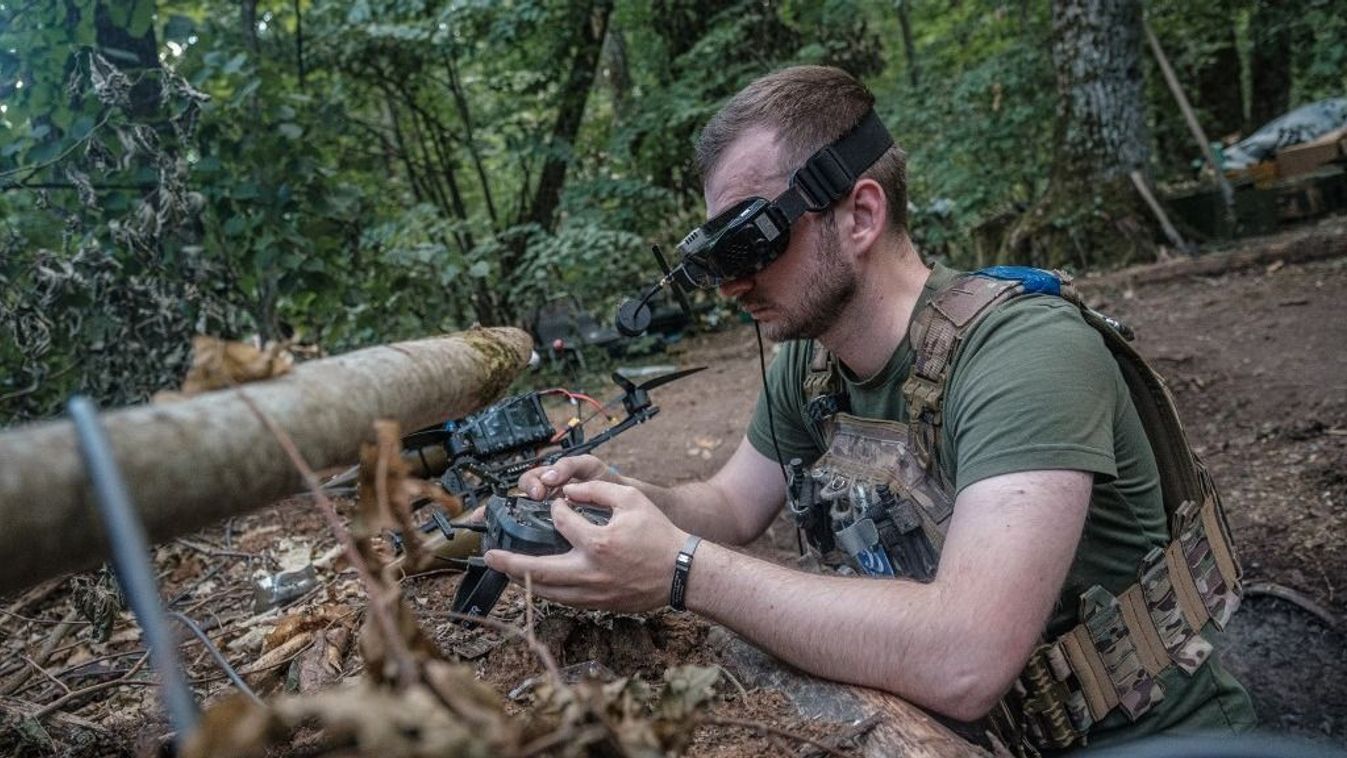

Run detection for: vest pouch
[[807, 413, 953, 581]]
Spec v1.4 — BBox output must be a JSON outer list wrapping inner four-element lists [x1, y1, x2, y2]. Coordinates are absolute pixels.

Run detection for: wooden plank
[[1144, 19, 1237, 224], [1130, 170, 1193, 254]]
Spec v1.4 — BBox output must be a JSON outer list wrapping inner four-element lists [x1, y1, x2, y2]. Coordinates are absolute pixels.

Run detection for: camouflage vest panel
[[794, 268, 1243, 756]]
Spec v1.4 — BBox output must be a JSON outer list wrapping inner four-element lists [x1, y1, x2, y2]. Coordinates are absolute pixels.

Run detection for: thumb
[[560, 479, 638, 511], [550, 498, 603, 546]]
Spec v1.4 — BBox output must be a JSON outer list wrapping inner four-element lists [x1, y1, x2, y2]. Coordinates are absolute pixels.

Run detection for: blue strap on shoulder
[[974, 265, 1062, 297]]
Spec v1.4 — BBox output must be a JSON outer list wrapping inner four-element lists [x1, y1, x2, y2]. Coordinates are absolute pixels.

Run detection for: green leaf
[[128, 0, 154, 38], [232, 183, 261, 200], [223, 215, 247, 236], [163, 14, 195, 42], [347, 0, 372, 24], [468, 261, 491, 278], [224, 53, 248, 75], [277, 123, 302, 140]]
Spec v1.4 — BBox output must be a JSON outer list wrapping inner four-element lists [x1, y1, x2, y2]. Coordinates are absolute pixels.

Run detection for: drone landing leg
[[450, 558, 511, 627]]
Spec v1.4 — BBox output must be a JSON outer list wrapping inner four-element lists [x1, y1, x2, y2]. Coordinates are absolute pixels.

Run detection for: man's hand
[[483, 480, 689, 612], [517, 454, 616, 501]]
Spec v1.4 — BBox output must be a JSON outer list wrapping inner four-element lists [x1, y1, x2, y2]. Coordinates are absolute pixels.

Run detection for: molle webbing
[[1015, 493, 1241, 750], [902, 276, 1025, 464]]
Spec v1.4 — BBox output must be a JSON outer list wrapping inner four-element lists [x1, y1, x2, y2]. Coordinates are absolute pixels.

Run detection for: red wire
[[537, 388, 612, 444]]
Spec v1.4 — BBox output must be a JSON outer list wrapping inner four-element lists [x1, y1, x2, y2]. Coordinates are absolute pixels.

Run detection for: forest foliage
[[2, 0, 1344, 422]]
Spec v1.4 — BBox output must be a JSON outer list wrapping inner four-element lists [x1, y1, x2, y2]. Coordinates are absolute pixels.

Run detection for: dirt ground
[[2, 225, 1345, 755]]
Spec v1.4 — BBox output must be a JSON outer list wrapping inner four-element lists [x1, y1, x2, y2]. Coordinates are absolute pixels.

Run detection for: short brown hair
[[694, 66, 908, 233]]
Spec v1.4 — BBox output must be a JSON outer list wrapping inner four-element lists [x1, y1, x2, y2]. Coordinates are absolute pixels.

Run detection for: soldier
[[487, 66, 1255, 752]]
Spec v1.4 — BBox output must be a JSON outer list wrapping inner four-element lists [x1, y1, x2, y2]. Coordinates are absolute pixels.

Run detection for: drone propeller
[[627, 365, 706, 392]]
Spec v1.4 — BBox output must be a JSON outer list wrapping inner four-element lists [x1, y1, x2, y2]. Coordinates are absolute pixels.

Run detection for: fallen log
[[0, 327, 533, 596], [709, 626, 989, 756], [1077, 220, 1347, 291]]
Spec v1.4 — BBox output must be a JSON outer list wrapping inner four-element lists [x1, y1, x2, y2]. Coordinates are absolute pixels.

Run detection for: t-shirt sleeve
[[943, 298, 1122, 492], [746, 342, 825, 465]]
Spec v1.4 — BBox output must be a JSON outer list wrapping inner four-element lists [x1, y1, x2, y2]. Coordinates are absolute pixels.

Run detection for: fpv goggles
[[674, 108, 894, 289]]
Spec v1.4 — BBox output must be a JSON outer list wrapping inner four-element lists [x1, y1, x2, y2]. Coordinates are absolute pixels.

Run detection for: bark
[[1049, 0, 1149, 188], [0, 327, 532, 596], [293, 0, 306, 91], [1007, 0, 1154, 268]]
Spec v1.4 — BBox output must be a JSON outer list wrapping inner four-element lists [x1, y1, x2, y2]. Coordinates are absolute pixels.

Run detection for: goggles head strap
[[775, 109, 894, 222]]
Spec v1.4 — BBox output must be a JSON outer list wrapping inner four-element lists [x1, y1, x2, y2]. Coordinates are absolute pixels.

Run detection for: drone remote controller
[[484, 494, 611, 554], [451, 494, 611, 623]]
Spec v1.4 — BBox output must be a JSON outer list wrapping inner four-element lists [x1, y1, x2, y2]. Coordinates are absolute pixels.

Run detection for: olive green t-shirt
[[747, 263, 1255, 747]]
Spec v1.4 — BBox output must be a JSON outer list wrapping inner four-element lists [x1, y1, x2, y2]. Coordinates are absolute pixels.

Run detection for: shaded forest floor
[[2, 222, 1346, 755]]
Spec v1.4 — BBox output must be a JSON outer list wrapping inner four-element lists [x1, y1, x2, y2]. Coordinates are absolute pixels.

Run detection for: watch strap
[[669, 535, 703, 611]]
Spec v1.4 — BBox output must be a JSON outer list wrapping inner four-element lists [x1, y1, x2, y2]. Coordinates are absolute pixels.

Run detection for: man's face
[[703, 129, 858, 342]]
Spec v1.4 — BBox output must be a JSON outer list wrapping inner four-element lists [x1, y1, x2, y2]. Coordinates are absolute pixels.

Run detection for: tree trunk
[[0, 327, 533, 596], [495, 0, 612, 321], [1193, 23, 1242, 139], [1249, 0, 1294, 130], [94, 0, 159, 118], [897, 0, 920, 89], [1007, 0, 1155, 268], [525, 0, 613, 234], [241, 0, 259, 54], [601, 25, 631, 111]]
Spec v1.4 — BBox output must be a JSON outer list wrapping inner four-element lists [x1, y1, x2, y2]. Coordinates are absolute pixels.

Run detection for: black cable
[[167, 611, 264, 707], [753, 323, 808, 555], [68, 396, 199, 741], [753, 322, 791, 489]]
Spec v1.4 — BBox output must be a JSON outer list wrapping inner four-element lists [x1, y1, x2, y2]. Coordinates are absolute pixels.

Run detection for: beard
[[756, 216, 857, 342]]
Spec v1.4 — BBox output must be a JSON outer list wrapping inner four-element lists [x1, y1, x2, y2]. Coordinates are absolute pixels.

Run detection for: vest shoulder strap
[[903, 274, 1023, 433]]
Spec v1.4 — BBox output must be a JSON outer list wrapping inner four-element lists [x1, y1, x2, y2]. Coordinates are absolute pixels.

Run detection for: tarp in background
[[1221, 97, 1347, 170]]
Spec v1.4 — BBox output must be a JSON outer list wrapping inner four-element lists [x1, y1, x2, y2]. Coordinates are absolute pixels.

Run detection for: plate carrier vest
[[791, 266, 1242, 754]]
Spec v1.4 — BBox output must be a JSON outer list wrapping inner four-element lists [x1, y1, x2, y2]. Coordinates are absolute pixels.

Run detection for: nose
[[718, 275, 753, 299]]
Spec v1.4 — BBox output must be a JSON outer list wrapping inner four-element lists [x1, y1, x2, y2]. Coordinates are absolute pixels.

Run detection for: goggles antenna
[[615, 245, 695, 337]]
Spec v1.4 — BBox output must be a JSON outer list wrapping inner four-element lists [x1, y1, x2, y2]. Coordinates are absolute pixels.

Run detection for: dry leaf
[[355, 420, 462, 574], [288, 626, 352, 694], [263, 605, 344, 653], [241, 631, 314, 678], [180, 335, 294, 395]]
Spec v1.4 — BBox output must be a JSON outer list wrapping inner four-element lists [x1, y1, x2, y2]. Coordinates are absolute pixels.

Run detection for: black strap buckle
[[806, 392, 848, 425], [790, 146, 856, 211]]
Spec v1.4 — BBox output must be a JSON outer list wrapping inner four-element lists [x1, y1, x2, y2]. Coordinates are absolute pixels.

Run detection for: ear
[[842, 178, 888, 254]]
